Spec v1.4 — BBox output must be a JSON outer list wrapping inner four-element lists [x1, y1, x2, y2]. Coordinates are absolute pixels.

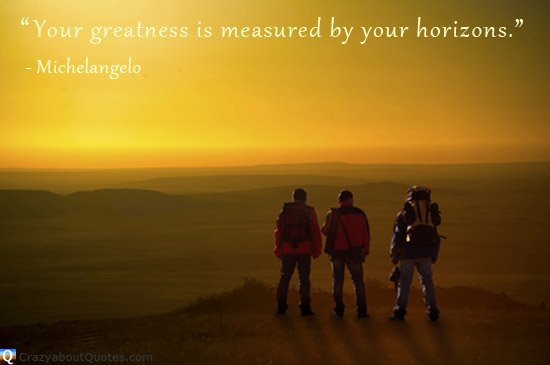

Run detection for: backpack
[[279, 202, 312, 247], [403, 186, 440, 245]]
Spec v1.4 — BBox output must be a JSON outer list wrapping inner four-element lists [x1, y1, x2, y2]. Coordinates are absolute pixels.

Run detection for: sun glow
[[1, 0, 548, 168]]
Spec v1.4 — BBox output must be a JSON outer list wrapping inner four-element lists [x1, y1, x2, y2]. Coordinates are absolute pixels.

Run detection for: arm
[[322, 210, 337, 256], [321, 211, 332, 236], [430, 203, 441, 226], [390, 213, 406, 264], [429, 203, 441, 263], [363, 213, 371, 255], [274, 212, 282, 258], [309, 208, 322, 259], [432, 229, 441, 263]]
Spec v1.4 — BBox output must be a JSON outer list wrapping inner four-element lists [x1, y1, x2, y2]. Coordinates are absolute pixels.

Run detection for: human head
[[292, 188, 307, 202], [338, 190, 353, 203]]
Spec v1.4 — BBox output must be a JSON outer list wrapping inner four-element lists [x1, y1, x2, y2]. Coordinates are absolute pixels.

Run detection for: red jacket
[[321, 202, 370, 254], [274, 204, 322, 258]]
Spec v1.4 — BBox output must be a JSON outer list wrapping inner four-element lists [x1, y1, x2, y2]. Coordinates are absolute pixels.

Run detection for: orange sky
[[1, 0, 548, 168]]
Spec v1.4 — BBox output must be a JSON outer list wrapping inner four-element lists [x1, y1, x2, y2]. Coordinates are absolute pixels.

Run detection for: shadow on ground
[[1, 279, 548, 365]]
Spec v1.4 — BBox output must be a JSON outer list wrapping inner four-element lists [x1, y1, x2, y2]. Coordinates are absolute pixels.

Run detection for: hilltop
[[1, 280, 548, 365]]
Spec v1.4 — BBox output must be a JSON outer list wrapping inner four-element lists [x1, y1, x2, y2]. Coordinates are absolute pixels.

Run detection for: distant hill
[[1, 178, 549, 324], [189, 182, 414, 213], [0, 182, 418, 220], [1, 280, 547, 365], [0, 162, 548, 193], [67, 189, 205, 215], [0, 190, 73, 219], [0, 189, 210, 219], [113, 174, 365, 194]]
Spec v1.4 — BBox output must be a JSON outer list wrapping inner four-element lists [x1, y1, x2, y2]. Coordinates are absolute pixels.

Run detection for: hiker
[[274, 188, 322, 316], [390, 185, 442, 321], [322, 190, 371, 318]]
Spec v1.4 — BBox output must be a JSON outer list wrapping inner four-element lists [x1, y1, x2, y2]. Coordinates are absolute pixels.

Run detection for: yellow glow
[[1, 1, 548, 168]]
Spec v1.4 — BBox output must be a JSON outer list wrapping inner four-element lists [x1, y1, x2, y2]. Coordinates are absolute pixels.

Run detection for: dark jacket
[[321, 202, 370, 254], [390, 208, 441, 262]]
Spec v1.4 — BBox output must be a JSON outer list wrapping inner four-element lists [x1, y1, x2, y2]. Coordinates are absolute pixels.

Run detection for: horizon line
[[0, 160, 548, 172]]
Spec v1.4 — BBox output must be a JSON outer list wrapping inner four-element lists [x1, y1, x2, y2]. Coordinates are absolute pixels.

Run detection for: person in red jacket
[[274, 188, 322, 316], [322, 190, 371, 318]]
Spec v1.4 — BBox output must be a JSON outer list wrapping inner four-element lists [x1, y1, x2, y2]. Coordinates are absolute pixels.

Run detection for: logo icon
[[0, 349, 16, 365]]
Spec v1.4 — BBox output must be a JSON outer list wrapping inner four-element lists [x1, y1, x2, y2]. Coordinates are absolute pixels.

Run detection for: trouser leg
[[276, 255, 296, 311], [347, 259, 367, 313], [416, 257, 438, 312], [296, 254, 312, 308], [331, 259, 346, 313], [395, 258, 414, 314]]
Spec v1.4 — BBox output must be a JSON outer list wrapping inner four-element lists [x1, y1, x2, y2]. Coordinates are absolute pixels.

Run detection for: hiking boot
[[299, 304, 315, 316], [428, 308, 440, 322], [332, 309, 344, 318], [276, 304, 288, 315], [389, 308, 406, 321], [357, 308, 369, 318]]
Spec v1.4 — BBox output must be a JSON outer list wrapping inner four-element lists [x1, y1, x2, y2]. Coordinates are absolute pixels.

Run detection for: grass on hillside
[[1, 279, 548, 365]]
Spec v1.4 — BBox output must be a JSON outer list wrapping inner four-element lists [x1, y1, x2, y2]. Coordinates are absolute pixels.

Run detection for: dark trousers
[[276, 254, 311, 309], [331, 256, 367, 313], [395, 257, 438, 313]]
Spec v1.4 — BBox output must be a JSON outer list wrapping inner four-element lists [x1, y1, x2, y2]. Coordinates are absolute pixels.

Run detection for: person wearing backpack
[[389, 185, 442, 322], [322, 190, 371, 318], [274, 188, 322, 316]]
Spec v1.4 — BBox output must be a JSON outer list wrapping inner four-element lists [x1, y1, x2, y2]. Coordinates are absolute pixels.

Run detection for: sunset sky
[[1, 0, 548, 168]]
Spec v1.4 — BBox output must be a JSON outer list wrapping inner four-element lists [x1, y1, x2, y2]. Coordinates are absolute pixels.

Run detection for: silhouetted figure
[[274, 188, 322, 316], [390, 185, 442, 321], [322, 190, 371, 318]]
